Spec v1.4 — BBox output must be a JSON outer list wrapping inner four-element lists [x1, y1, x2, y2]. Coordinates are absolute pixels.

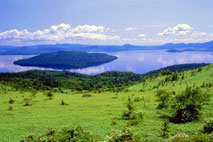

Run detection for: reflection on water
[[0, 50, 213, 75]]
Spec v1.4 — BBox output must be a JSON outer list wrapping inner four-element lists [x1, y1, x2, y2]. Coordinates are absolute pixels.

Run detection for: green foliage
[[61, 100, 68, 105], [202, 118, 213, 134], [14, 51, 117, 69], [170, 133, 213, 142], [8, 105, 13, 111], [30, 88, 38, 97], [156, 90, 171, 109], [159, 121, 170, 138], [23, 98, 32, 106], [44, 91, 54, 100], [134, 97, 143, 102], [122, 97, 143, 122], [104, 127, 141, 142], [0, 70, 143, 91], [122, 97, 136, 120], [170, 87, 209, 123], [8, 97, 14, 104], [21, 126, 95, 142]]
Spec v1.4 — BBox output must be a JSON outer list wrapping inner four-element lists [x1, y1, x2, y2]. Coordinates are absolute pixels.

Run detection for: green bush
[[169, 87, 209, 123], [156, 90, 171, 109], [134, 97, 143, 102], [159, 121, 170, 138], [61, 100, 68, 105], [170, 133, 213, 142], [8, 105, 13, 111], [21, 126, 95, 142], [9, 97, 14, 104], [44, 91, 54, 100], [121, 97, 143, 121], [104, 127, 141, 142], [202, 118, 213, 134]]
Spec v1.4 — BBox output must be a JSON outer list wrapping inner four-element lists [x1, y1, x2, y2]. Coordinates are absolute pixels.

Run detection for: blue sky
[[0, 0, 213, 45]]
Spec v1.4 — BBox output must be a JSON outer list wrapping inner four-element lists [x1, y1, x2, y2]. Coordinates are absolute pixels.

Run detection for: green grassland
[[0, 65, 213, 141]]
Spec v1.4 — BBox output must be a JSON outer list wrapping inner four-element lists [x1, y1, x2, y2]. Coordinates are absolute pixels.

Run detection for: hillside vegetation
[[0, 64, 213, 141], [14, 51, 117, 69]]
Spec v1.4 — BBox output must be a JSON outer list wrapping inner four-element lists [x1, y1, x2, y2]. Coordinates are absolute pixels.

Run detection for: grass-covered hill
[[0, 63, 213, 141], [14, 51, 118, 69]]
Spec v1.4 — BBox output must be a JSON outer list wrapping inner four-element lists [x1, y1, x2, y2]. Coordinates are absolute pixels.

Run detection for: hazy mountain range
[[0, 41, 212, 55]]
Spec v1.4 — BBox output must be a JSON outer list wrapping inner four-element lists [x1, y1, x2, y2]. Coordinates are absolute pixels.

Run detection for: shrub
[[9, 98, 14, 104], [156, 90, 171, 109], [61, 100, 68, 105], [8, 105, 13, 111], [104, 127, 141, 142], [31, 88, 38, 97], [44, 91, 54, 100], [121, 97, 143, 124], [110, 120, 117, 126], [122, 96, 136, 120], [134, 97, 143, 102], [82, 94, 92, 98], [202, 118, 213, 134], [170, 87, 209, 123], [170, 133, 213, 142], [112, 93, 118, 99], [159, 121, 170, 138], [21, 126, 95, 142], [23, 98, 32, 106]]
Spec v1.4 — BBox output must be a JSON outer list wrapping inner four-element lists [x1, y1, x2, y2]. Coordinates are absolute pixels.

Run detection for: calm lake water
[[0, 50, 213, 75]]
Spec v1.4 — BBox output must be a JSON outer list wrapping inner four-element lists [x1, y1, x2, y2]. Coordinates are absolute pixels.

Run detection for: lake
[[0, 50, 213, 75]]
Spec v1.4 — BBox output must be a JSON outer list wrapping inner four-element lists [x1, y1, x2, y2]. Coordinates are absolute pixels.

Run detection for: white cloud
[[159, 24, 193, 36], [126, 27, 137, 31], [72, 25, 107, 33], [0, 23, 119, 44], [138, 34, 146, 37], [191, 32, 207, 37]]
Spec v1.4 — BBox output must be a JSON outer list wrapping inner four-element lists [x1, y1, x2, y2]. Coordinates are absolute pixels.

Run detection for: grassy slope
[[0, 65, 213, 141]]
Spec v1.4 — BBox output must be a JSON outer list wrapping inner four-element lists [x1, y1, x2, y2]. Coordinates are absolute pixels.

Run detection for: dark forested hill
[[0, 63, 209, 92], [14, 51, 118, 69]]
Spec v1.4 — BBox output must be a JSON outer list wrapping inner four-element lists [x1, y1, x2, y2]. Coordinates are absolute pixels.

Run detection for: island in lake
[[14, 51, 118, 69]]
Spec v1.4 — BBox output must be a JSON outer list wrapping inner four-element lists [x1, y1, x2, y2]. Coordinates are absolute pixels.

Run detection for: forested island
[[14, 51, 118, 69]]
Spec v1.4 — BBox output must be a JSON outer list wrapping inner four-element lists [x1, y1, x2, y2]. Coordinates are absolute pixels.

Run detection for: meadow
[[0, 64, 213, 141]]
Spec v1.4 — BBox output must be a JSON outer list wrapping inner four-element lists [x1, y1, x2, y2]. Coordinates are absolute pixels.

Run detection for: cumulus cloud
[[0, 23, 120, 44], [72, 25, 107, 33], [159, 24, 193, 36], [126, 27, 137, 31], [138, 34, 146, 37]]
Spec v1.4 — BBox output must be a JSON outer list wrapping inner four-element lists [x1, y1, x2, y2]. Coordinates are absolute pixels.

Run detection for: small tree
[[159, 121, 170, 138], [122, 96, 143, 121], [156, 90, 171, 109], [122, 96, 136, 120]]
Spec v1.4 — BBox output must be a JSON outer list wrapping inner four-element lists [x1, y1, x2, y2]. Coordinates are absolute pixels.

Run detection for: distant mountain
[[0, 44, 154, 55], [14, 51, 118, 69], [0, 41, 213, 55], [162, 41, 213, 52]]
